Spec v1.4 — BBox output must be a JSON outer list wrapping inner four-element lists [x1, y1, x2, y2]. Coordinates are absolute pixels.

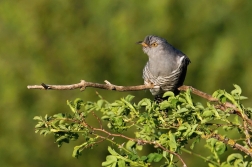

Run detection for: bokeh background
[[1, 0, 252, 166]]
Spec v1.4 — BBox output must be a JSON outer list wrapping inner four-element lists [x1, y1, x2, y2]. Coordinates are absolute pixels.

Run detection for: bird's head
[[137, 35, 168, 56]]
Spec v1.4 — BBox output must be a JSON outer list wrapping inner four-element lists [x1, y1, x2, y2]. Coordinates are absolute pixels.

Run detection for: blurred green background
[[0, 0, 252, 166]]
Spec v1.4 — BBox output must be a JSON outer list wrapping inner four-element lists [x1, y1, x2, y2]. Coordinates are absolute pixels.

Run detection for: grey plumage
[[138, 35, 190, 99]]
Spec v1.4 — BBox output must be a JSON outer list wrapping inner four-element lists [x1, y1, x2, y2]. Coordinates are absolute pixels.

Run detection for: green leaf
[[59, 124, 68, 130], [177, 107, 188, 114], [185, 89, 193, 105], [102, 155, 117, 166], [117, 159, 125, 167], [124, 95, 135, 102], [74, 98, 84, 110], [233, 115, 240, 125], [126, 141, 136, 151], [207, 138, 217, 147], [130, 154, 139, 161], [234, 159, 244, 167], [110, 101, 122, 107], [159, 101, 170, 110], [239, 96, 248, 100], [136, 144, 143, 151], [35, 122, 45, 128], [220, 162, 230, 167], [101, 115, 110, 120], [162, 151, 168, 159], [138, 98, 152, 108], [39, 129, 49, 136], [202, 110, 214, 117], [108, 146, 119, 156], [44, 114, 48, 120], [227, 153, 243, 164], [178, 97, 187, 103], [50, 129, 60, 132], [97, 99, 104, 109], [209, 163, 218, 167], [153, 154, 163, 162], [215, 141, 226, 155], [190, 136, 200, 149], [189, 124, 198, 136], [33, 116, 43, 121], [72, 142, 88, 158], [212, 90, 226, 102], [140, 156, 148, 161], [121, 99, 137, 114], [168, 131, 177, 151], [56, 135, 68, 143], [224, 92, 236, 103], [84, 101, 95, 111], [147, 153, 163, 163], [232, 84, 242, 95], [53, 113, 65, 119], [163, 91, 175, 98], [178, 124, 188, 131], [67, 100, 76, 113]]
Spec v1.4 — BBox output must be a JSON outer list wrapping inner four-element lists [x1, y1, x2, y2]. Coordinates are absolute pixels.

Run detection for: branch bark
[[27, 80, 153, 91], [29, 80, 252, 158], [27, 80, 252, 126]]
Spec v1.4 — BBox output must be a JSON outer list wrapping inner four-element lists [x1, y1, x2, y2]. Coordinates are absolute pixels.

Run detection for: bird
[[138, 35, 190, 102]]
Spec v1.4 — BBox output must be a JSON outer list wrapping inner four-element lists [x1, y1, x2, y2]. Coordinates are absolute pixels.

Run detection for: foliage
[[34, 85, 252, 167], [1, 1, 252, 166]]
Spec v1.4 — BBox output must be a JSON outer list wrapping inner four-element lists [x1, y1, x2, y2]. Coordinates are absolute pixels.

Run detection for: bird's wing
[[143, 55, 190, 91], [157, 56, 187, 83]]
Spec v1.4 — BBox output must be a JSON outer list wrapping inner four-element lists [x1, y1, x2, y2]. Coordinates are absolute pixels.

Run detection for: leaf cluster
[[34, 85, 252, 167]]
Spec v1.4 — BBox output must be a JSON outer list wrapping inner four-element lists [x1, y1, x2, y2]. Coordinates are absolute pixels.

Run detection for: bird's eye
[[151, 42, 158, 47]]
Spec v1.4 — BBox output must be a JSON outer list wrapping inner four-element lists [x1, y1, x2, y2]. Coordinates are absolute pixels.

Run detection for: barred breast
[[143, 55, 190, 96]]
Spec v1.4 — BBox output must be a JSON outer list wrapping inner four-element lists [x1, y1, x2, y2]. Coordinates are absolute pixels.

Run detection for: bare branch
[[178, 85, 218, 102], [27, 80, 154, 91], [27, 80, 252, 127], [211, 133, 252, 157]]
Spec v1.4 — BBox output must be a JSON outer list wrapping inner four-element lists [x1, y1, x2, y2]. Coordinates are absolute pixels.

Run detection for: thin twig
[[178, 85, 218, 102], [181, 148, 219, 166], [85, 122, 187, 167], [210, 133, 252, 157]]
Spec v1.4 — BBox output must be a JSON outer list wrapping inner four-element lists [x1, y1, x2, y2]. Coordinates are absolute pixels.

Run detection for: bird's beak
[[137, 41, 148, 47]]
